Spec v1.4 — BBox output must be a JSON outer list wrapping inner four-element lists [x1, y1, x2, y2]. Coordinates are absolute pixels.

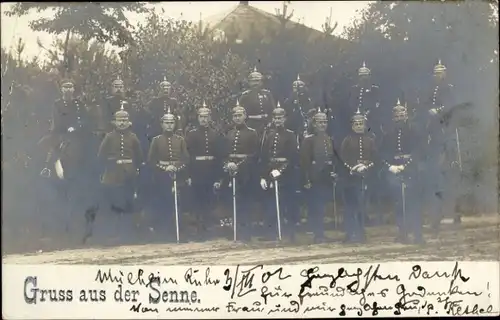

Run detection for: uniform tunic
[[283, 93, 314, 139], [98, 130, 143, 186], [239, 89, 276, 135]]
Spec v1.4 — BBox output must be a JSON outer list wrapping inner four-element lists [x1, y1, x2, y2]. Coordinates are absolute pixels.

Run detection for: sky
[[0, 1, 369, 61]]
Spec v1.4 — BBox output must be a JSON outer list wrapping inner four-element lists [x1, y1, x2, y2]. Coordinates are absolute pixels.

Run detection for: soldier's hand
[[116, 159, 124, 164], [357, 164, 367, 173], [330, 172, 338, 179], [227, 162, 237, 171], [213, 182, 221, 190], [270, 169, 281, 179], [260, 178, 268, 190], [186, 178, 192, 186], [397, 165, 405, 172], [67, 127, 75, 133], [429, 108, 439, 116], [304, 182, 312, 189], [389, 165, 399, 174], [166, 165, 176, 172]]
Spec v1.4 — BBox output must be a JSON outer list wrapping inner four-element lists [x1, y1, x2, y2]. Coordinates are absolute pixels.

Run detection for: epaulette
[[188, 128, 198, 133], [447, 84, 454, 88], [247, 127, 256, 131], [261, 89, 270, 93], [286, 129, 294, 133], [372, 85, 379, 88], [241, 89, 251, 95], [304, 134, 314, 139]]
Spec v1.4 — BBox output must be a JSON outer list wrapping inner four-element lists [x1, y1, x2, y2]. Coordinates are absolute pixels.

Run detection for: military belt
[[394, 154, 411, 160], [229, 154, 248, 159], [270, 158, 287, 163], [159, 160, 178, 166], [112, 159, 133, 164], [247, 114, 268, 119], [312, 160, 332, 165], [195, 156, 215, 161]]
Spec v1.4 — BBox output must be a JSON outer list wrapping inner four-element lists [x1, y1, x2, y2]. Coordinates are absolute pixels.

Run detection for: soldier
[[97, 104, 144, 238], [259, 102, 299, 242], [101, 76, 129, 132], [283, 74, 315, 144], [47, 78, 100, 231], [216, 100, 259, 242], [185, 101, 224, 241], [381, 99, 425, 244], [417, 59, 461, 233], [340, 108, 378, 243], [147, 107, 189, 242], [348, 62, 382, 139], [146, 76, 187, 138], [239, 67, 276, 137], [300, 107, 338, 243]]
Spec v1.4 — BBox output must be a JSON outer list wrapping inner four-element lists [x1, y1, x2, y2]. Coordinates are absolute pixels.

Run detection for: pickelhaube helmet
[[292, 74, 305, 89], [112, 75, 124, 86], [197, 100, 211, 116], [434, 59, 446, 74], [114, 101, 129, 120], [161, 105, 176, 122], [60, 78, 74, 88], [313, 106, 328, 121], [272, 101, 285, 116], [248, 67, 263, 81], [351, 107, 366, 122], [358, 61, 371, 77], [393, 98, 407, 114], [232, 99, 246, 114], [159, 75, 171, 88]]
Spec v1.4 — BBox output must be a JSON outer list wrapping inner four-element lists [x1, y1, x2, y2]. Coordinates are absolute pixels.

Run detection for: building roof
[[202, 2, 349, 45]]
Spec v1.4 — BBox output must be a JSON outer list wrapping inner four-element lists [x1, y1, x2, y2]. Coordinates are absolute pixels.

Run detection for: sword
[[401, 179, 407, 236], [332, 180, 338, 229], [455, 128, 463, 172], [274, 178, 282, 241], [172, 172, 180, 244], [232, 176, 237, 242], [360, 177, 366, 234]]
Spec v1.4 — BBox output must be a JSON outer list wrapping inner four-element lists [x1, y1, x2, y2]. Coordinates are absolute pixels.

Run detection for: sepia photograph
[[1, 0, 498, 271]]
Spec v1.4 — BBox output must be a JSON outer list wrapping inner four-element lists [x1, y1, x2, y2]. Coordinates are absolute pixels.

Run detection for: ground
[[3, 214, 499, 265]]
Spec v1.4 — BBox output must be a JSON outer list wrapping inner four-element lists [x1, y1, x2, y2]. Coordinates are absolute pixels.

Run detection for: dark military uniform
[[259, 126, 299, 239], [300, 132, 338, 241], [340, 133, 377, 242], [98, 129, 144, 214], [239, 89, 276, 136], [283, 93, 314, 140], [348, 83, 382, 137], [381, 122, 424, 243], [51, 97, 101, 220], [147, 131, 189, 235], [147, 96, 187, 137], [417, 81, 460, 230], [221, 124, 259, 241], [185, 125, 224, 236]]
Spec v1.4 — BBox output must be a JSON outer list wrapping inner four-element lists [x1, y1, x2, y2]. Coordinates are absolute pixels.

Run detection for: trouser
[[147, 177, 180, 240], [342, 181, 368, 241], [191, 180, 218, 238], [387, 174, 423, 241], [305, 183, 332, 239], [262, 180, 300, 239]]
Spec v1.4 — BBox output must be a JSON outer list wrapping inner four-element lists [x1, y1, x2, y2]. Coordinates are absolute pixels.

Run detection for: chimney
[[240, 1, 249, 5]]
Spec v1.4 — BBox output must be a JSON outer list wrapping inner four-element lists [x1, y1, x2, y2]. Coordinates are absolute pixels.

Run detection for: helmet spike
[[362, 61, 366, 67], [276, 101, 281, 108], [297, 74, 301, 81], [253, 66, 257, 72], [120, 100, 125, 111], [397, 98, 401, 105], [203, 100, 207, 107], [236, 99, 240, 107], [163, 75, 167, 81]]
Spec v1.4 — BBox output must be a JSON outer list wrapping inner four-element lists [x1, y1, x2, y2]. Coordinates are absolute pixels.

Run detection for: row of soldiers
[[39, 59, 462, 244]]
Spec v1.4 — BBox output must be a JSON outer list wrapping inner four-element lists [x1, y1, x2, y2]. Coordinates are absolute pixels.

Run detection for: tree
[[5, 2, 148, 76]]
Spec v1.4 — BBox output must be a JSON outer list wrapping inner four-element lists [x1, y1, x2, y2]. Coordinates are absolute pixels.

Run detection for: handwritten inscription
[[12, 262, 498, 317]]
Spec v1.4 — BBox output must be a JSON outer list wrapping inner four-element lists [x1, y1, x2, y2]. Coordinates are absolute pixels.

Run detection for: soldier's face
[[352, 120, 365, 134], [434, 71, 446, 81], [198, 114, 210, 127], [112, 83, 125, 95], [273, 115, 286, 127], [249, 79, 262, 89], [114, 118, 131, 130], [61, 84, 74, 98], [293, 83, 305, 95], [162, 120, 176, 132], [359, 74, 370, 82], [314, 119, 328, 132], [393, 111, 408, 124], [233, 112, 246, 125]]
